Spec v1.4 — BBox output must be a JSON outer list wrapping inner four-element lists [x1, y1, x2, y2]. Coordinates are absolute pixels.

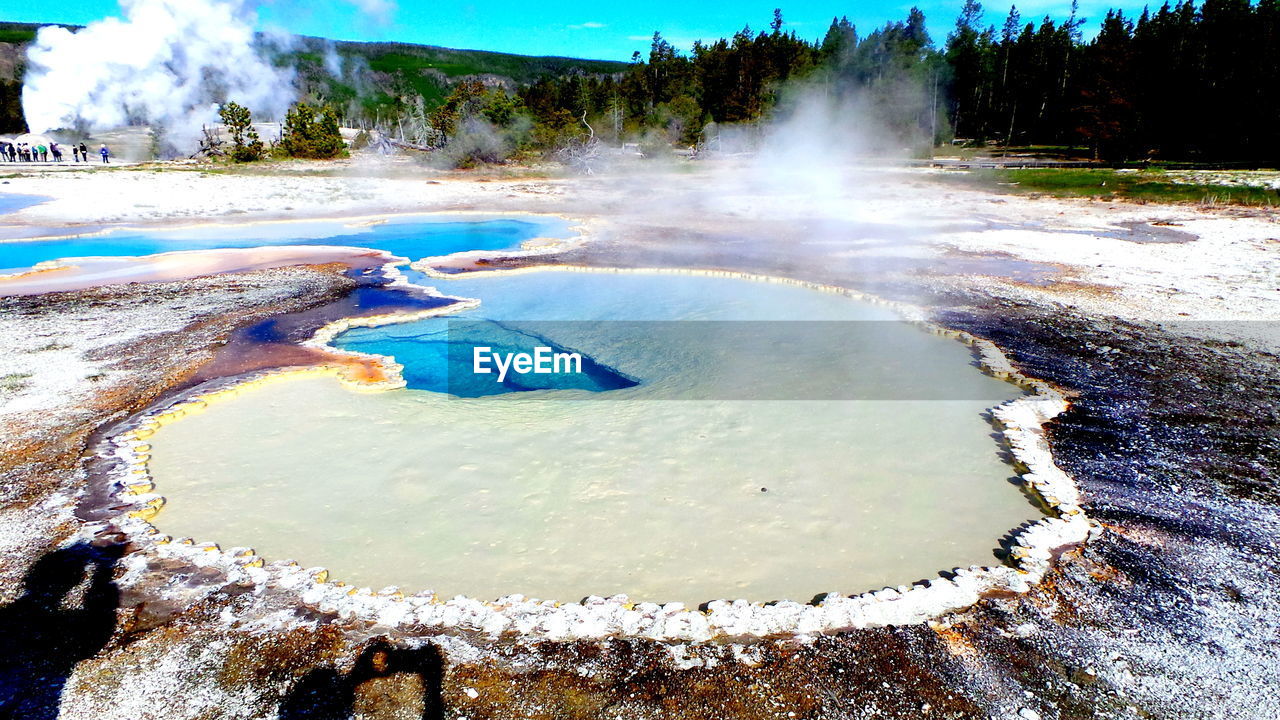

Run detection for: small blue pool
[[0, 193, 48, 217]]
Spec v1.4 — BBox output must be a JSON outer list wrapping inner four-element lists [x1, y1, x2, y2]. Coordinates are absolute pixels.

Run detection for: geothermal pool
[[0, 214, 568, 274], [146, 270, 1041, 606]]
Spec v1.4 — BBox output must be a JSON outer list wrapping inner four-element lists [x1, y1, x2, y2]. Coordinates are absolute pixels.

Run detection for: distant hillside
[[0, 21, 61, 45], [0, 20, 627, 133], [288, 36, 627, 120], [335, 40, 626, 85]]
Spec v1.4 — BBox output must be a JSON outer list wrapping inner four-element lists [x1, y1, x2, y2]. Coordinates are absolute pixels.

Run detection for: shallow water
[[148, 271, 1040, 605], [0, 215, 568, 274], [0, 193, 48, 216]]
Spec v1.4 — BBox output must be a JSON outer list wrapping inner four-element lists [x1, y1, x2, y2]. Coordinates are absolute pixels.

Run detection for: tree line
[[87, 1, 1280, 164], [516, 2, 1280, 162], [947, 0, 1280, 160], [213, 101, 346, 162]]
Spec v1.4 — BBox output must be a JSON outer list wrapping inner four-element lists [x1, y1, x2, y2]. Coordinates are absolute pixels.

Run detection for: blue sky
[[7, 0, 1137, 61]]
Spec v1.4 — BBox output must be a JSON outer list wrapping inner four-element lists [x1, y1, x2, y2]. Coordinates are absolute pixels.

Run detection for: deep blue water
[[236, 287, 459, 345], [334, 272, 906, 399], [0, 193, 48, 216], [0, 216, 567, 274], [342, 319, 639, 397]]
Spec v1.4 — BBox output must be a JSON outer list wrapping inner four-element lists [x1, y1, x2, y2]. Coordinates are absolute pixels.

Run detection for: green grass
[[0, 372, 32, 393], [30, 341, 71, 352], [0, 21, 80, 44], [360, 55, 449, 106], [949, 168, 1280, 206], [349, 43, 626, 83], [0, 28, 35, 43], [363, 55, 455, 106]]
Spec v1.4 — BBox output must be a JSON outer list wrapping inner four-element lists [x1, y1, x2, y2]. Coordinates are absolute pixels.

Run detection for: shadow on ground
[[0, 539, 124, 720], [280, 640, 446, 720]]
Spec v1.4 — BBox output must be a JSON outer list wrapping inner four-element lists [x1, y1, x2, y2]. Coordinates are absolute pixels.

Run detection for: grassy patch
[[0, 28, 36, 44], [30, 341, 71, 352], [0, 372, 32, 393], [946, 168, 1280, 206], [0, 21, 80, 44]]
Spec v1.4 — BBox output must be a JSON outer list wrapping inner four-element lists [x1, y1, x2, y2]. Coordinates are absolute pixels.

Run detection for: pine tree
[[281, 102, 346, 159], [218, 101, 264, 162]]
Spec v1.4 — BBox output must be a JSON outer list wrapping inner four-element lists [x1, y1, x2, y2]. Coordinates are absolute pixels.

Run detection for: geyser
[[22, 0, 294, 153]]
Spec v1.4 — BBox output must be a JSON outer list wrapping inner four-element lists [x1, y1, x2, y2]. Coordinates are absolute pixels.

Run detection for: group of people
[[0, 140, 110, 164]]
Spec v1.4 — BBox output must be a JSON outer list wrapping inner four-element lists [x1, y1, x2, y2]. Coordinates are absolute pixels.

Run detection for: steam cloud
[[22, 0, 296, 154]]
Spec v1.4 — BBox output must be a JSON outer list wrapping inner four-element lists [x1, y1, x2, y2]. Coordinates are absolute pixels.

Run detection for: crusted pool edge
[[91, 265, 1093, 644]]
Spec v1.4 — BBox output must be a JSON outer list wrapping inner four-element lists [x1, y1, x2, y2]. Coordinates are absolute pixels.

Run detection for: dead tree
[[385, 97, 445, 151], [189, 124, 226, 159], [556, 111, 601, 174], [386, 137, 435, 152]]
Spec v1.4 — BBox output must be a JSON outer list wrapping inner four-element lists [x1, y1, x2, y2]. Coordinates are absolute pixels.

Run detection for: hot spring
[[0, 214, 569, 274], [144, 269, 1041, 606]]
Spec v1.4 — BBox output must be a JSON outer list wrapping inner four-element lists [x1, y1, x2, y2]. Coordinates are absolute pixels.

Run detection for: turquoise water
[[335, 272, 1014, 401], [0, 215, 569, 274], [348, 319, 640, 396], [339, 273, 901, 397]]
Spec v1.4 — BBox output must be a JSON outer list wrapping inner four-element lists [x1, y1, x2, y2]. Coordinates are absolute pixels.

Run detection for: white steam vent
[[21, 0, 296, 154]]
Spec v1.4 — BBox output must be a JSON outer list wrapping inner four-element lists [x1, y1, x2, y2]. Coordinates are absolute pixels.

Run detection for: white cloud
[[345, 0, 397, 24], [568, 21, 607, 30]]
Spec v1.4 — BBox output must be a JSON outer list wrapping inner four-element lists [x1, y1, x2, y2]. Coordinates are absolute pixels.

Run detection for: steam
[[22, 0, 296, 154], [638, 85, 905, 227], [749, 90, 880, 209]]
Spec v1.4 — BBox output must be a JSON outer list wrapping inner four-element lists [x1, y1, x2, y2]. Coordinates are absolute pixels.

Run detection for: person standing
[[50, 142, 62, 162], [99, 144, 110, 164], [71, 144, 80, 162], [37, 144, 47, 162], [79, 142, 88, 162]]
